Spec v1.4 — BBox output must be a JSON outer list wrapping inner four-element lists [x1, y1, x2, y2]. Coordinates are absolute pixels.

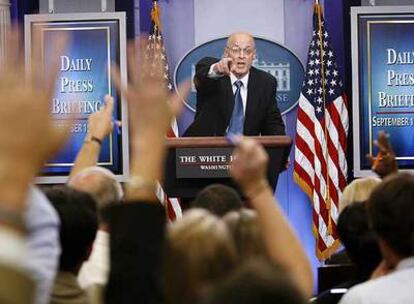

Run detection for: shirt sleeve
[[24, 186, 61, 304], [338, 288, 365, 304]]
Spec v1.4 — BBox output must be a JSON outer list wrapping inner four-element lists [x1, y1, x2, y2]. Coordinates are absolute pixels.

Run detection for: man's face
[[225, 33, 256, 79]]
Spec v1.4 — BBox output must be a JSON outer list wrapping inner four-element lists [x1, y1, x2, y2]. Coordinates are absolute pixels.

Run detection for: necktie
[[227, 80, 244, 135]]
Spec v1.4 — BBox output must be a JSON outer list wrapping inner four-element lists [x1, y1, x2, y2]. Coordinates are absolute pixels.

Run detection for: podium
[[164, 136, 292, 198]]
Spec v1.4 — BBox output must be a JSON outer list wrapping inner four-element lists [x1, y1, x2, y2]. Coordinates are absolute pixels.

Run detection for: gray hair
[[69, 166, 123, 213]]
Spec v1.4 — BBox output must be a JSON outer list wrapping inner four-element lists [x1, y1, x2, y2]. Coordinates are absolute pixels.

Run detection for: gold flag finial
[[151, 0, 161, 30]]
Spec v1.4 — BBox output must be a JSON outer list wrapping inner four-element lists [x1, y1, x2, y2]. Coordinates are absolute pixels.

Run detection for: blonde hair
[[339, 177, 381, 213], [164, 209, 237, 304], [223, 208, 266, 261]]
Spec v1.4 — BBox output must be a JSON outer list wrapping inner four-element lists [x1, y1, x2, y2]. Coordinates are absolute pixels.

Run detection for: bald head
[[227, 32, 256, 49], [225, 32, 256, 79], [69, 166, 123, 220]]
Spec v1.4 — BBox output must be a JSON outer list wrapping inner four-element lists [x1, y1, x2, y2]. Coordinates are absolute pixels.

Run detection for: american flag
[[293, 4, 349, 260], [147, 0, 182, 221]]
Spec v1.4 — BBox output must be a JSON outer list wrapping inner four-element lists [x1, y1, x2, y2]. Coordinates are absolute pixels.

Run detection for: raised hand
[[0, 27, 70, 209], [366, 131, 398, 178], [229, 136, 314, 297], [112, 38, 190, 200], [87, 95, 116, 141], [229, 136, 270, 197]]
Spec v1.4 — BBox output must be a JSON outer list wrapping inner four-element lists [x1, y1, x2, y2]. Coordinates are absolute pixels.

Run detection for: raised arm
[[105, 39, 190, 304], [230, 137, 313, 298], [69, 95, 115, 179], [0, 27, 71, 302]]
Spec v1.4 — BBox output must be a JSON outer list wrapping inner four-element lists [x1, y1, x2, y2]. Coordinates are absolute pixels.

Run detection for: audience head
[[223, 208, 266, 261], [203, 258, 305, 304], [164, 208, 237, 304], [190, 184, 243, 216], [339, 177, 381, 213], [368, 173, 414, 260], [69, 166, 123, 223], [337, 202, 382, 279], [45, 186, 98, 273]]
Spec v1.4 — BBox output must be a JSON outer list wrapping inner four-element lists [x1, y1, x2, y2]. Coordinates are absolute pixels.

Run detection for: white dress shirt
[[339, 257, 414, 304], [78, 230, 109, 289], [208, 63, 250, 113]]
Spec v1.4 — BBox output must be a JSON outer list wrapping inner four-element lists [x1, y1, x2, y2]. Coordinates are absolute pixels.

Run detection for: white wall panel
[[194, 0, 285, 44]]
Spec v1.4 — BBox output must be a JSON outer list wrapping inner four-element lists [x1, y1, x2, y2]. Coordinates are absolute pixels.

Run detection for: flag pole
[[315, 1, 332, 233]]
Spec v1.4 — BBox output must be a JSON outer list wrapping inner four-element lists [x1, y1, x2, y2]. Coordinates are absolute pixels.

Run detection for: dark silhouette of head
[[337, 201, 382, 279], [191, 184, 243, 216], [368, 173, 414, 260], [46, 186, 98, 273]]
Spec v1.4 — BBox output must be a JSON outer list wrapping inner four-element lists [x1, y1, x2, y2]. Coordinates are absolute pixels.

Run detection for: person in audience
[[165, 208, 238, 304], [70, 166, 123, 212], [67, 96, 123, 301], [202, 258, 305, 304], [337, 202, 382, 281], [190, 183, 243, 216], [326, 177, 381, 265], [229, 136, 314, 298], [223, 208, 266, 261], [316, 202, 382, 303], [104, 38, 191, 304], [72, 166, 122, 294], [339, 178, 381, 213], [339, 173, 414, 303], [46, 186, 98, 304], [328, 131, 397, 266]]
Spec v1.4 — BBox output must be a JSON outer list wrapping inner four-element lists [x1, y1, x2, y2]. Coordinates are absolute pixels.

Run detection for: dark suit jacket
[[105, 203, 166, 304], [183, 57, 285, 137]]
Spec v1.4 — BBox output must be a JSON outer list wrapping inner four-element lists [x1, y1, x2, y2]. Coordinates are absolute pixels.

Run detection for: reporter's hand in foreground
[[111, 39, 190, 201], [229, 136, 270, 197], [0, 27, 69, 216]]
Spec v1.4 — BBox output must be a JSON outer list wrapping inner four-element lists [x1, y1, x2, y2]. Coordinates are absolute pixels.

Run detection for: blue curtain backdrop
[[10, 0, 38, 23]]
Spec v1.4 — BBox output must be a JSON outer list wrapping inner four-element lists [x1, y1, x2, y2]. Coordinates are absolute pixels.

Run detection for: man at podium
[[183, 32, 285, 137]]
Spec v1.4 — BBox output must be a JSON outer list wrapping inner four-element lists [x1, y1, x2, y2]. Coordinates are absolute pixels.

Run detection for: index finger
[[104, 95, 114, 115]]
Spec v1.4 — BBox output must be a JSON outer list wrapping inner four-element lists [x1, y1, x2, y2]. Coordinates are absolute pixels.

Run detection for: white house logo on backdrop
[[175, 37, 304, 115]]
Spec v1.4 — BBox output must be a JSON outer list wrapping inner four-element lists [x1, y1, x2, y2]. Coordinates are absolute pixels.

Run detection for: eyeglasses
[[227, 46, 255, 56]]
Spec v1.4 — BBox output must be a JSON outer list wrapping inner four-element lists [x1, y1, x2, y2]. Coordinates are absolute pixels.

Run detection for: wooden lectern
[[163, 136, 292, 198]]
